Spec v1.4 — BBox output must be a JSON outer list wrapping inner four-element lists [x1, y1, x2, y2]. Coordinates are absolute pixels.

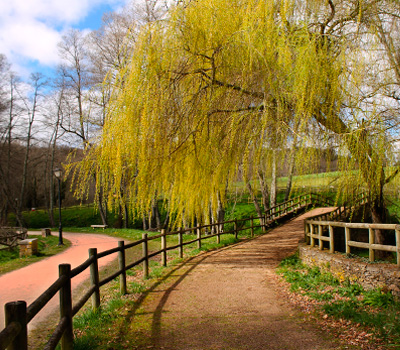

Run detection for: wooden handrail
[[304, 210, 400, 266]]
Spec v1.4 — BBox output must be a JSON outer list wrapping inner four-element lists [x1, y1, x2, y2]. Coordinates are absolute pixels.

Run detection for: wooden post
[[118, 241, 127, 295], [59, 264, 74, 350], [197, 226, 201, 249], [329, 225, 334, 253], [304, 221, 309, 245], [216, 223, 220, 244], [262, 215, 266, 232], [5, 301, 27, 350], [345, 227, 350, 254], [310, 224, 315, 247], [369, 228, 375, 263], [318, 224, 323, 250], [178, 229, 183, 258], [142, 233, 149, 279], [250, 216, 254, 238], [161, 229, 167, 267], [234, 219, 238, 239], [396, 228, 400, 266], [89, 248, 100, 310]]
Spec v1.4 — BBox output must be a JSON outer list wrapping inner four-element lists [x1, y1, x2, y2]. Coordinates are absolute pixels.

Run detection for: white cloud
[[0, 0, 129, 77], [0, 18, 61, 66]]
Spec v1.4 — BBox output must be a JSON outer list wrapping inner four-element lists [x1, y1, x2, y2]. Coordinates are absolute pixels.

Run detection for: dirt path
[[0, 232, 121, 331], [123, 208, 344, 350]]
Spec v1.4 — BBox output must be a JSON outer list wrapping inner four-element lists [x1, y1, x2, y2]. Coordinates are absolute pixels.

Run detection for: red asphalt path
[[0, 232, 122, 331]]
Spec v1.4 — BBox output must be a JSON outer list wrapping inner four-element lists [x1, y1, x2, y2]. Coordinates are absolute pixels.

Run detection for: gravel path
[[0, 232, 121, 330], [126, 208, 344, 350]]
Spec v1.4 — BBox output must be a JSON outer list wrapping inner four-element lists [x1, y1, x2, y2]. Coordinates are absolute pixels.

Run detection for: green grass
[[278, 254, 400, 347], [0, 235, 71, 275], [8, 205, 145, 229], [14, 170, 342, 230]]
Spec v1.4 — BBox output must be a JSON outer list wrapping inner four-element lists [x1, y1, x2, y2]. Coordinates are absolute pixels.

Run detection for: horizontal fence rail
[[303, 192, 400, 265], [0, 192, 328, 350], [304, 220, 400, 266]]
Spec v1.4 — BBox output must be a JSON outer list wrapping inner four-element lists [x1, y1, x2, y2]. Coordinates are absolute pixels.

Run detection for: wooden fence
[[303, 193, 400, 266], [304, 220, 400, 266], [0, 228, 28, 251], [265, 192, 334, 224], [0, 193, 326, 350]]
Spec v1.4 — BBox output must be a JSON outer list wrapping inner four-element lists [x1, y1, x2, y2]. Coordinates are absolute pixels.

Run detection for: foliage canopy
[[71, 0, 398, 225]]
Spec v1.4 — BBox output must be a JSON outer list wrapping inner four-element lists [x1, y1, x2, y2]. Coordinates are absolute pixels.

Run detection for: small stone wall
[[299, 244, 400, 296]]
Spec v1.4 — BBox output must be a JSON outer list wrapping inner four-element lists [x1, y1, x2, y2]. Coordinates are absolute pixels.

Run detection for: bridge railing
[[304, 193, 400, 266], [265, 192, 334, 224], [304, 220, 400, 266]]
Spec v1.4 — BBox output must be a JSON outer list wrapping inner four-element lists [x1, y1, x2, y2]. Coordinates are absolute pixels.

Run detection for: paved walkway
[[118, 208, 342, 350], [0, 232, 121, 330]]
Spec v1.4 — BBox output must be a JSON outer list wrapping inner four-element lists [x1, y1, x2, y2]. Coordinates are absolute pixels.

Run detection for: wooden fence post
[[329, 225, 334, 253], [262, 215, 266, 232], [118, 241, 127, 295], [142, 233, 149, 279], [304, 221, 309, 245], [345, 227, 351, 254], [178, 229, 183, 258], [89, 248, 100, 310], [369, 228, 375, 263], [216, 223, 220, 244], [250, 216, 254, 238], [310, 224, 315, 247], [318, 225, 323, 250], [161, 229, 167, 267], [197, 227, 201, 249], [5, 301, 27, 350], [234, 219, 238, 239], [396, 228, 400, 266], [59, 264, 73, 350]]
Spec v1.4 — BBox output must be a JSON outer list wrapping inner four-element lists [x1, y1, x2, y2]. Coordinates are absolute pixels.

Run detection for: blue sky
[[0, 0, 131, 79]]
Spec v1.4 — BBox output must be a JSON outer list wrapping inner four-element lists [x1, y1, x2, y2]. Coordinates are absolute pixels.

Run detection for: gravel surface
[[127, 208, 346, 350]]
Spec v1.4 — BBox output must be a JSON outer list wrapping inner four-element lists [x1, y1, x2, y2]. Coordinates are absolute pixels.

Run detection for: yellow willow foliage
[[71, 0, 382, 224]]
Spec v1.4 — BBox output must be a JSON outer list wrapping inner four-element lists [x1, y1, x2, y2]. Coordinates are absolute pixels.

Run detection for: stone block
[[41, 228, 51, 237], [19, 238, 38, 257]]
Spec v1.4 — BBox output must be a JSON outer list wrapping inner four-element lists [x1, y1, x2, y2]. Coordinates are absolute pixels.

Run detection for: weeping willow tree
[[70, 0, 399, 237]]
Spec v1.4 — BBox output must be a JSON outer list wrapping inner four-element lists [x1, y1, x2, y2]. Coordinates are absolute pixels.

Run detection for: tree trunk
[[370, 193, 389, 259], [98, 195, 108, 226], [142, 213, 147, 230], [270, 149, 277, 207], [124, 204, 129, 228], [284, 145, 296, 201], [149, 198, 161, 230], [246, 181, 265, 231], [257, 169, 270, 211]]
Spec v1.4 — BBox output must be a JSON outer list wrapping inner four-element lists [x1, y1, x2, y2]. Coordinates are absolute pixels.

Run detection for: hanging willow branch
[[69, 0, 398, 227]]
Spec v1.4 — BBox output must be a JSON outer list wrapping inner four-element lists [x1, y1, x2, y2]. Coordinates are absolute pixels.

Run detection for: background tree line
[[0, 1, 175, 228], [3, 0, 400, 238]]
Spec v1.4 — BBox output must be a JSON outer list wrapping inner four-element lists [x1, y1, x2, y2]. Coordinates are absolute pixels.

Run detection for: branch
[[207, 105, 264, 117], [385, 168, 400, 185], [321, 0, 335, 35]]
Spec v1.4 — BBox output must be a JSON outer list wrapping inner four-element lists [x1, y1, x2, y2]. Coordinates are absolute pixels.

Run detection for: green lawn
[[0, 235, 71, 275]]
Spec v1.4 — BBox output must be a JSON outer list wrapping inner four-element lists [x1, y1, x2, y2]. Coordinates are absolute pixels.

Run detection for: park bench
[[90, 224, 108, 230]]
